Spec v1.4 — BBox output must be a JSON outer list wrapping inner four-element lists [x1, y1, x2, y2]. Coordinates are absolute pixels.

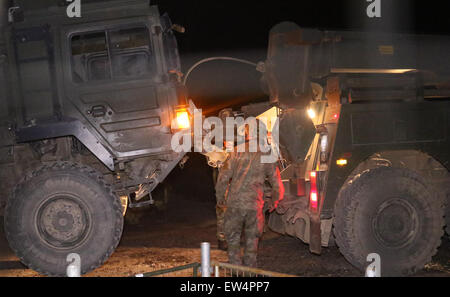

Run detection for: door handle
[[89, 105, 107, 117]]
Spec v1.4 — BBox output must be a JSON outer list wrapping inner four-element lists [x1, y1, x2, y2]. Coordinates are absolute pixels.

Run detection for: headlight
[[172, 107, 191, 130], [176, 110, 190, 129], [336, 159, 348, 166]]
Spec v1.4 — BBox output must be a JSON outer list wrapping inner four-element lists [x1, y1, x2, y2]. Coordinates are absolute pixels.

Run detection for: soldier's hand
[[264, 199, 276, 213]]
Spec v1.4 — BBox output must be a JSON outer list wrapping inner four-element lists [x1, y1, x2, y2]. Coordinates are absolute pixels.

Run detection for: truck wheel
[[333, 167, 445, 276], [4, 162, 123, 276]]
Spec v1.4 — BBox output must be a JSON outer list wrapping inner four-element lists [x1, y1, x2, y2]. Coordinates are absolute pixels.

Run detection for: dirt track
[[0, 154, 449, 277], [1, 198, 449, 277]]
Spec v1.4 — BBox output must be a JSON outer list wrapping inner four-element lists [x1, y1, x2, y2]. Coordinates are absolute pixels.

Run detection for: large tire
[[4, 162, 123, 276], [334, 167, 445, 276]]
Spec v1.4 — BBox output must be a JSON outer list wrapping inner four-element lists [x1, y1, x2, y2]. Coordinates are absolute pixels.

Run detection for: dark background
[[154, 0, 448, 53], [149, 0, 450, 199], [23, 0, 450, 114], [150, 0, 449, 114]]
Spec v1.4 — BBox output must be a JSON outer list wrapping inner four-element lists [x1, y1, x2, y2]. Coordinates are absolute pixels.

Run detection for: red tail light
[[309, 171, 319, 212]]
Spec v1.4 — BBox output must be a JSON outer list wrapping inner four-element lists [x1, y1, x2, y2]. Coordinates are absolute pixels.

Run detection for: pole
[[215, 265, 219, 277], [66, 253, 81, 277], [201, 242, 211, 277]]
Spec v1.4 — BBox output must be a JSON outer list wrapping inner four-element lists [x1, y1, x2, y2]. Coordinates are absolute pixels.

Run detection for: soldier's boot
[[217, 231, 227, 251], [218, 240, 228, 251]]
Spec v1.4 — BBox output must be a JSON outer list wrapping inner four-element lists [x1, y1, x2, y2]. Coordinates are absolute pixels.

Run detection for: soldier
[[216, 124, 284, 267], [214, 109, 235, 251]]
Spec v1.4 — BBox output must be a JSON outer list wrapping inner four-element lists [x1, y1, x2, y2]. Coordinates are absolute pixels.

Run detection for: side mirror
[[8, 7, 24, 23]]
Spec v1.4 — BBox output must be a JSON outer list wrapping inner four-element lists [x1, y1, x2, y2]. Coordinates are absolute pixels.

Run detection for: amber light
[[307, 108, 316, 119], [176, 110, 190, 129], [336, 159, 348, 166]]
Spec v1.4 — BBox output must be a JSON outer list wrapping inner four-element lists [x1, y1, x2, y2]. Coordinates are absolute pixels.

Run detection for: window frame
[[68, 22, 157, 85]]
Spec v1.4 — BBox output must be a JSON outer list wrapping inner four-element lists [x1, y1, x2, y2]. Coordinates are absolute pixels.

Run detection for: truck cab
[[1, 0, 188, 168], [0, 0, 192, 276]]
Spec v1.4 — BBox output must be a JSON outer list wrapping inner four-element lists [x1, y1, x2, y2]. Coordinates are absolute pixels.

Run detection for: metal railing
[[133, 242, 296, 277], [65, 242, 380, 277], [135, 262, 201, 277], [211, 261, 296, 277]]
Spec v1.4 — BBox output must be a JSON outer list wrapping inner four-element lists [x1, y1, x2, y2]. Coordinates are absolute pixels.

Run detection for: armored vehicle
[[0, 0, 191, 275], [259, 22, 450, 276]]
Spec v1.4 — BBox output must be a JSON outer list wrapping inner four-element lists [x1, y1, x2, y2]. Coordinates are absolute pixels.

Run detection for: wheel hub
[[372, 198, 418, 249], [37, 197, 90, 249]]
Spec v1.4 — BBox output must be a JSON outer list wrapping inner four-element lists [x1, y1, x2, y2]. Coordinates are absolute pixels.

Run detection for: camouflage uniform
[[215, 160, 230, 245], [216, 143, 284, 267]]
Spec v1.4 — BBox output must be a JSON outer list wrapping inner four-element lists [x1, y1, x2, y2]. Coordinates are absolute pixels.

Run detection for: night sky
[[154, 0, 449, 54], [148, 0, 450, 114], [27, 0, 447, 114]]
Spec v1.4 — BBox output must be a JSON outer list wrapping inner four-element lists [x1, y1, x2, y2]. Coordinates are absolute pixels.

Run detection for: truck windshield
[[71, 26, 156, 83]]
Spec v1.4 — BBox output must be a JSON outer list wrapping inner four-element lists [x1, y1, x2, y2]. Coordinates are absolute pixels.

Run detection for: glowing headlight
[[307, 108, 316, 119], [336, 159, 348, 166], [175, 110, 190, 129]]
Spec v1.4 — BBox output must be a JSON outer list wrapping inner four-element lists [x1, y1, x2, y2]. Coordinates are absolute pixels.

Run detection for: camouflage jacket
[[215, 143, 284, 211]]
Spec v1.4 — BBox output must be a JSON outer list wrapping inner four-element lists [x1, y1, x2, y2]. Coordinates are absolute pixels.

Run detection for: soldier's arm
[[215, 157, 234, 204]]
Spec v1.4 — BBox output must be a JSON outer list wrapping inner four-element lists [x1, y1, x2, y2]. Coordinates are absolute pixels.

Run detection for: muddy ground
[[0, 154, 449, 277]]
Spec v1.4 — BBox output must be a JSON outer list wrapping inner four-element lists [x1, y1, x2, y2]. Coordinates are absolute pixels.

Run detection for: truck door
[[62, 21, 174, 157]]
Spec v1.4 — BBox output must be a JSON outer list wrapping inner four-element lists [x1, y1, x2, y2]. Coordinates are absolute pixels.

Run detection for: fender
[[15, 118, 115, 170], [322, 101, 450, 218]]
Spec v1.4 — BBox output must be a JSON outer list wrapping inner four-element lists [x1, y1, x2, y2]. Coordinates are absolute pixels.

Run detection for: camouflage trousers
[[224, 207, 264, 268], [216, 204, 226, 242]]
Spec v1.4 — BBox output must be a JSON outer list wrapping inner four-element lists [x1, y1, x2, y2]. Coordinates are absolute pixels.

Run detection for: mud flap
[[309, 214, 322, 254], [268, 206, 333, 250]]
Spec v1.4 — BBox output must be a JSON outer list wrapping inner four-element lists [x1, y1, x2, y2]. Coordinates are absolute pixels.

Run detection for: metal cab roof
[[12, 0, 158, 28]]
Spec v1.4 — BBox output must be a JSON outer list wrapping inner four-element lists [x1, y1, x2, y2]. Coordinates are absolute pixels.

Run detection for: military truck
[[0, 0, 192, 275], [255, 22, 450, 276]]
